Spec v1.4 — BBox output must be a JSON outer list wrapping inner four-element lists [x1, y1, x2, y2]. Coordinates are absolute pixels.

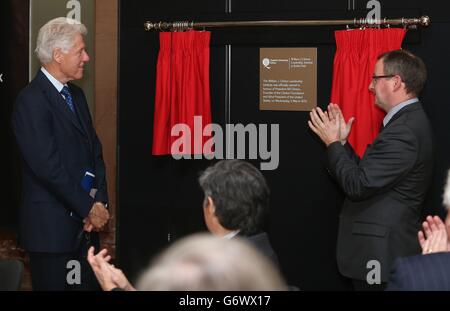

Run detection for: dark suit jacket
[[244, 232, 280, 268], [387, 252, 450, 291], [12, 70, 108, 253], [327, 102, 433, 282]]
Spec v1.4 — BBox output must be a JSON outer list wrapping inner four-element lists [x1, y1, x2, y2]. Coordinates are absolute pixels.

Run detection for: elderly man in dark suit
[[308, 50, 433, 290], [12, 17, 110, 290]]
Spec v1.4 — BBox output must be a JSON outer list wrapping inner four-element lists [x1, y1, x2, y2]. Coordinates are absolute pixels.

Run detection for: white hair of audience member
[[35, 17, 87, 64], [443, 170, 450, 209], [136, 234, 287, 291]]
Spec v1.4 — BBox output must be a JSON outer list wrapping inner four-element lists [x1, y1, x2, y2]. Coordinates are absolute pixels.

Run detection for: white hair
[[35, 17, 87, 64], [136, 234, 287, 291], [443, 170, 450, 209]]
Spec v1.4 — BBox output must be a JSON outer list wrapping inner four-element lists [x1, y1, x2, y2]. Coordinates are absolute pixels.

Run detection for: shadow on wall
[[0, 0, 31, 291]]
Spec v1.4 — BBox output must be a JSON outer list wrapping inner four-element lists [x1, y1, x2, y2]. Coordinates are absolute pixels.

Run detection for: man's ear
[[206, 197, 215, 214], [53, 48, 63, 64], [392, 75, 403, 92]]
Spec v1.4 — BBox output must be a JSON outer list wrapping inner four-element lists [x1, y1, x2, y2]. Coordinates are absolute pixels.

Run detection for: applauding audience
[[88, 234, 287, 291], [387, 170, 450, 290]]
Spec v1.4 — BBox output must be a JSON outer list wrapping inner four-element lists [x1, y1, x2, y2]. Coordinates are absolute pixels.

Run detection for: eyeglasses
[[371, 75, 396, 84]]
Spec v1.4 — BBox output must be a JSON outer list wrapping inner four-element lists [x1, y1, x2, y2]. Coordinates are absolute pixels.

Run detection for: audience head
[[443, 169, 450, 230], [136, 234, 287, 291], [198, 160, 269, 236]]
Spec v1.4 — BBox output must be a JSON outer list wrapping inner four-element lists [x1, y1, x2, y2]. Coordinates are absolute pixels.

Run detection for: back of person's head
[[443, 169, 450, 210], [377, 49, 427, 97], [136, 234, 287, 291], [441, 169, 450, 233], [198, 160, 269, 236], [35, 17, 87, 64]]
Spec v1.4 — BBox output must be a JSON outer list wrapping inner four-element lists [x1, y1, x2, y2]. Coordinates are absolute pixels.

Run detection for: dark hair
[[198, 160, 269, 236], [378, 49, 427, 96]]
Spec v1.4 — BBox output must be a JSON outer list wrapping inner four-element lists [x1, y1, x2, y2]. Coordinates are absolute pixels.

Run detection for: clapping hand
[[418, 215, 450, 254], [308, 106, 340, 146], [87, 246, 135, 291], [327, 103, 355, 145]]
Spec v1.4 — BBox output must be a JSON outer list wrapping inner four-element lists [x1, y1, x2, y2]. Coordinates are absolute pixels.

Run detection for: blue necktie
[[60, 86, 75, 112]]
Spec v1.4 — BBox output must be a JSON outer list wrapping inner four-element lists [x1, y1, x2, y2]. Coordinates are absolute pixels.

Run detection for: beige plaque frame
[[260, 48, 317, 111]]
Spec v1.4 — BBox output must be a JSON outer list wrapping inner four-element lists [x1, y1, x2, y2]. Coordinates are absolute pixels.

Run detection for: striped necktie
[[60, 86, 75, 112]]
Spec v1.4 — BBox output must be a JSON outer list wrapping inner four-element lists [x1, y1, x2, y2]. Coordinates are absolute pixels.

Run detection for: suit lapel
[[70, 84, 92, 144], [35, 71, 87, 137], [369, 102, 421, 153], [384, 101, 421, 129]]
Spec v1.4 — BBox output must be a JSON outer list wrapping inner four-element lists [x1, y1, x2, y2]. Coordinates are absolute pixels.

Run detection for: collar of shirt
[[383, 98, 419, 127], [222, 230, 240, 239], [41, 67, 67, 94]]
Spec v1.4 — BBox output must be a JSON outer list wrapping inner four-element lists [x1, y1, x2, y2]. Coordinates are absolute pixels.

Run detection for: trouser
[[29, 232, 100, 291]]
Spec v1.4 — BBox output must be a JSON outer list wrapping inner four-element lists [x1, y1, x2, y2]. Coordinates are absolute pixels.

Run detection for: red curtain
[[152, 30, 212, 155], [330, 28, 406, 157]]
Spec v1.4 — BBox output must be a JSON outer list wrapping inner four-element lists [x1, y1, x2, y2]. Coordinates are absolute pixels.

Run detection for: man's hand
[[418, 215, 450, 254], [87, 247, 135, 291], [327, 103, 355, 145], [308, 107, 340, 146], [87, 202, 110, 231], [83, 217, 94, 232]]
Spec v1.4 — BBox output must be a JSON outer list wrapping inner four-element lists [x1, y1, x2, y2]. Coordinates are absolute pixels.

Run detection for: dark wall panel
[[118, 0, 227, 282], [1, 0, 29, 231]]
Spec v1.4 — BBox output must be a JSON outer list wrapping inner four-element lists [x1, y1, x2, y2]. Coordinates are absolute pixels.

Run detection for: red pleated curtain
[[152, 31, 212, 155], [330, 28, 407, 157]]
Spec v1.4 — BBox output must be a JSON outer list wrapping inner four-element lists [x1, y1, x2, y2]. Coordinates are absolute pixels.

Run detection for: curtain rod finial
[[144, 21, 153, 31], [420, 16, 430, 27]]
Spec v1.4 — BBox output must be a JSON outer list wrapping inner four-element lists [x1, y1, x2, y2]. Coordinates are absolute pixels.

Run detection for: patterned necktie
[[60, 86, 75, 112]]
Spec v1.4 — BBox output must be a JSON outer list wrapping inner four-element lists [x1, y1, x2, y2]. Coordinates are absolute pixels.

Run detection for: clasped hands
[[308, 103, 355, 146], [83, 202, 110, 232]]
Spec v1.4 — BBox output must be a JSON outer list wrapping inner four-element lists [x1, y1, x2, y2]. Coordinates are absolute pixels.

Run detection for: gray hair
[[377, 49, 427, 97], [35, 17, 87, 64], [443, 170, 450, 209], [136, 234, 286, 291], [198, 160, 270, 236]]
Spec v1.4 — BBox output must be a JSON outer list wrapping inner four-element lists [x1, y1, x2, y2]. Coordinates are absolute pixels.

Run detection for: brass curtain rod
[[144, 16, 430, 31]]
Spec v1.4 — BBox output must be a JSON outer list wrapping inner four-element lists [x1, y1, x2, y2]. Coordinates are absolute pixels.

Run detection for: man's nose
[[83, 51, 90, 62], [368, 80, 375, 93]]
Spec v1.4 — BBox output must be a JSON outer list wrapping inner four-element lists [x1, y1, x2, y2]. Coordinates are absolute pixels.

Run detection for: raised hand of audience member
[[418, 215, 450, 254], [87, 246, 135, 291]]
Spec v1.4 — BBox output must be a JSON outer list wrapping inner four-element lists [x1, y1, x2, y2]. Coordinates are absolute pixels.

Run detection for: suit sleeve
[[342, 141, 360, 164], [327, 124, 418, 201], [386, 257, 409, 291], [12, 91, 93, 218]]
